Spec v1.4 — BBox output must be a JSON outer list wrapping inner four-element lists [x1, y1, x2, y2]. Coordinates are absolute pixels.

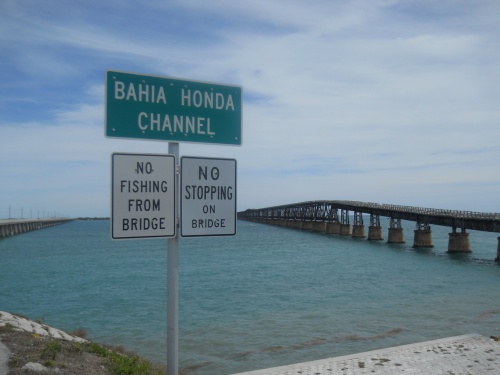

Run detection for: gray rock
[[0, 340, 11, 375], [21, 362, 49, 372]]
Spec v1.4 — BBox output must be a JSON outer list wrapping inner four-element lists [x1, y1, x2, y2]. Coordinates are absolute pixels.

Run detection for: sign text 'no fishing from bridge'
[[105, 70, 242, 145], [111, 153, 176, 239]]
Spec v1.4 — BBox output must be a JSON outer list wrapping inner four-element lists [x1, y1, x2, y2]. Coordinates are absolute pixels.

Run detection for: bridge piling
[[388, 218, 405, 244], [313, 221, 326, 232], [326, 222, 340, 234], [413, 229, 433, 247], [352, 225, 365, 238], [368, 226, 383, 240], [388, 228, 405, 243], [303, 221, 314, 231], [340, 209, 351, 235], [367, 214, 383, 240], [413, 222, 434, 248], [448, 228, 471, 253], [352, 212, 366, 238], [496, 237, 500, 263], [339, 224, 351, 235]]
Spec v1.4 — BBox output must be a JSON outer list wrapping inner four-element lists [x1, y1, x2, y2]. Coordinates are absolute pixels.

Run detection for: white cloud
[[1, 0, 499, 217]]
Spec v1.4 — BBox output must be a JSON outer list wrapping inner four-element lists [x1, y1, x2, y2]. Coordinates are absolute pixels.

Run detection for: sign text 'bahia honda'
[[105, 70, 242, 145]]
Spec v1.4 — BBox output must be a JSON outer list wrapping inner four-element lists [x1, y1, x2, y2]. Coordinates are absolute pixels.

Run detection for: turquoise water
[[1, 219, 499, 374]]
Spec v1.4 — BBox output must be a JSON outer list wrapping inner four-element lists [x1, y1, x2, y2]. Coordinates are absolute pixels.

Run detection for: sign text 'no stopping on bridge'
[[181, 156, 237, 237]]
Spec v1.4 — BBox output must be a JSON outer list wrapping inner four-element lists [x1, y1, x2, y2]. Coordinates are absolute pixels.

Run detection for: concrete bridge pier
[[339, 209, 351, 235], [303, 221, 314, 231], [368, 226, 383, 240], [368, 214, 383, 240], [448, 227, 471, 253], [326, 221, 340, 234], [388, 218, 405, 244], [413, 222, 434, 248], [340, 224, 351, 235], [313, 221, 326, 232], [352, 225, 365, 237], [352, 212, 366, 238]]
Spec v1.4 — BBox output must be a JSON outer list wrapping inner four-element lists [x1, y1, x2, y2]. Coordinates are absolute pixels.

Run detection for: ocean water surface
[[1, 219, 499, 374]]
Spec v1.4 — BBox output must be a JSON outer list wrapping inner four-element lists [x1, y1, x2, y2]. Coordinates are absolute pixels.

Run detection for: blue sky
[[1, 0, 499, 218]]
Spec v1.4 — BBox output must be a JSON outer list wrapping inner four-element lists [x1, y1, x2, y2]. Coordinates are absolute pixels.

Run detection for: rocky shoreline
[[0, 311, 169, 374]]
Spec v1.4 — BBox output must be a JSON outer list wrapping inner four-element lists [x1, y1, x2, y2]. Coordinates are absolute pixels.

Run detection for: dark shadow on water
[[259, 224, 499, 266], [385, 242, 408, 251], [446, 252, 473, 264], [183, 328, 406, 372], [412, 247, 434, 255], [444, 252, 496, 266], [225, 328, 405, 361]]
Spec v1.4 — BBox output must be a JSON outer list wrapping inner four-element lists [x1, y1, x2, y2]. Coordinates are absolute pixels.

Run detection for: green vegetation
[[87, 342, 167, 375], [1, 321, 173, 375], [37, 338, 167, 375], [41, 340, 62, 361]]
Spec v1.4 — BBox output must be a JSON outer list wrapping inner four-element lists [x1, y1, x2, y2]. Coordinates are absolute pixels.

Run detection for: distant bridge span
[[238, 200, 500, 262], [0, 218, 74, 239]]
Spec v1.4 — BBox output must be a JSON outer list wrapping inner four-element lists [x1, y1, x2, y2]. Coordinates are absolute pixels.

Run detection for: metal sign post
[[106, 70, 242, 374], [167, 142, 179, 375]]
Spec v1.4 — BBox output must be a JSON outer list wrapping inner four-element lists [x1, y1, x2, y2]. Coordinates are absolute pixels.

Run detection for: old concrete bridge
[[238, 200, 500, 262], [0, 218, 74, 239]]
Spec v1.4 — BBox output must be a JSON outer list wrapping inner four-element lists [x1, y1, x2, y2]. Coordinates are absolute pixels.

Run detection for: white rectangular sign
[[181, 156, 236, 237], [111, 153, 176, 239]]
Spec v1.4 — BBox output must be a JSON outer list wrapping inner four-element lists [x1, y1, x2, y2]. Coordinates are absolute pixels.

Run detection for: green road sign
[[105, 70, 242, 145]]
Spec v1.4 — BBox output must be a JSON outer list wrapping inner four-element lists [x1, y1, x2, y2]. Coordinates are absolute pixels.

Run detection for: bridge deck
[[239, 200, 500, 232]]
